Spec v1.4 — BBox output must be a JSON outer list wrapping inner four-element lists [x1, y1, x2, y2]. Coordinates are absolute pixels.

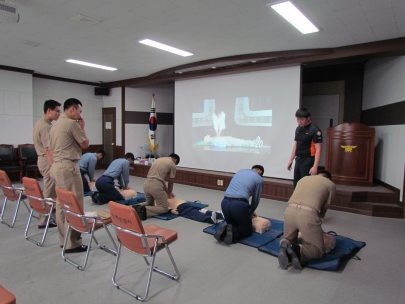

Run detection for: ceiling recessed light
[[66, 59, 117, 71], [212, 67, 216, 69], [268, 1, 319, 34], [251, 61, 256, 63], [139, 39, 193, 57]]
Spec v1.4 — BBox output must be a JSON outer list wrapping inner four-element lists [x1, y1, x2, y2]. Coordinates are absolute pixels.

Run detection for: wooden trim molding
[[121, 86, 125, 152], [0, 65, 34, 74], [361, 100, 405, 126], [125, 111, 174, 125], [33, 73, 99, 86]]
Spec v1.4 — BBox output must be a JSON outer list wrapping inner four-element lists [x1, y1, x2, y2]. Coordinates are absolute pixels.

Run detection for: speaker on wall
[[95, 87, 110, 96]]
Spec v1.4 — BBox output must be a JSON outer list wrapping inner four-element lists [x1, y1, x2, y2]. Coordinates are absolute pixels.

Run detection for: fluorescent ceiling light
[[139, 39, 193, 57], [269, 1, 319, 34], [66, 59, 117, 71]]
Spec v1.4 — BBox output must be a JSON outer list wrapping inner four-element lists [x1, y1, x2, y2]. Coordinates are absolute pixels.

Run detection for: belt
[[224, 197, 249, 204], [102, 175, 113, 180], [54, 160, 78, 163], [295, 155, 314, 159], [289, 203, 317, 213], [38, 154, 46, 157]]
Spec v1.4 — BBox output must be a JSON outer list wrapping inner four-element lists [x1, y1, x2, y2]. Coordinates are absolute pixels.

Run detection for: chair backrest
[[0, 146, 15, 162], [19, 144, 37, 160], [0, 170, 18, 201], [22, 177, 48, 215], [56, 188, 87, 232], [108, 201, 148, 255]]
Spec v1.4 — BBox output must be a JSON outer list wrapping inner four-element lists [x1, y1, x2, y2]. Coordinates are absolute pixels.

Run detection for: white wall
[[363, 56, 405, 199], [33, 78, 103, 144], [125, 84, 174, 158], [0, 70, 33, 146]]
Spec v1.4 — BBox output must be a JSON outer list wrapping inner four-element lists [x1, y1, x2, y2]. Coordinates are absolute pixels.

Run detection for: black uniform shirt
[[294, 122, 322, 157]]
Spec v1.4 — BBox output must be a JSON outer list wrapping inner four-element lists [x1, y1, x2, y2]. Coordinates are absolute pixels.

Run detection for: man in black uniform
[[287, 108, 322, 188]]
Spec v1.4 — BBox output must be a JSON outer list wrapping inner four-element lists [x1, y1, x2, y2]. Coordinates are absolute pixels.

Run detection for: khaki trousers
[[37, 156, 57, 226], [281, 206, 324, 264], [50, 162, 83, 249], [142, 179, 168, 217]]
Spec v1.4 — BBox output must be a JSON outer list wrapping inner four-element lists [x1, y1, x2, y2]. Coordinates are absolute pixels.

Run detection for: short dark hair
[[295, 108, 310, 118], [64, 98, 82, 111], [96, 149, 106, 158], [252, 165, 264, 176], [124, 152, 135, 161], [169, 153, 180, 165], [318, 170, 332, 180], [43, 99, 61, 114]]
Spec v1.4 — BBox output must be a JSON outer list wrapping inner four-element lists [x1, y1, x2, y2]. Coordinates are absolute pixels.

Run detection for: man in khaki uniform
[[278, 170, 336, 269], [134, 153, 180, 219], [49, 98, 89, 253], [33, 99, 61, 228]]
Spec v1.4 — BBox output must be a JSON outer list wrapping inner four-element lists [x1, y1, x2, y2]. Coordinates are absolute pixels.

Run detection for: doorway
[[102, 107, 116, 167]]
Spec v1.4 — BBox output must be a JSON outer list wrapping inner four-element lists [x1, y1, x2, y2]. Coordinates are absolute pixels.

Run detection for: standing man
[[278, 170, 336, 270], [287, 108, 322, 188], [79, 149, 105, 193], [133, 153, 180, 220], [49, 98, 89, 253], [214, 165, 264, 245], [33, 99, 61, 228], [92, 153, 134, 205]]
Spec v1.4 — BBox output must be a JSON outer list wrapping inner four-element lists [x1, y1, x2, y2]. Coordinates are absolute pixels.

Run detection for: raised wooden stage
[[130, 164, 404, 219]]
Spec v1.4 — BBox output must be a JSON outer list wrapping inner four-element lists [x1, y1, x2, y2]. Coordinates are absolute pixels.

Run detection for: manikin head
[[204, 135, 212, 144]]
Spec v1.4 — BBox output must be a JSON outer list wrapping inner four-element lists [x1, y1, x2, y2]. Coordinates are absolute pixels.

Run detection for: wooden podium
[[325, 123, 375, 187]]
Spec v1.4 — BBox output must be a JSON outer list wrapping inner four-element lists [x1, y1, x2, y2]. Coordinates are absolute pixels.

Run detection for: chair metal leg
[[25, 210, 51, 246], [0, 197, 20, 228], [61, 224, 94, 271], [111, 238, 181, 302], [92, 223, 117, 256]]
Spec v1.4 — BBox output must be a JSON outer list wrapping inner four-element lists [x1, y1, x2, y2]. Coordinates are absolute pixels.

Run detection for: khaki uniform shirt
[[49, 114, 87, 161], [33, 116, 52, 156], [288, 175, 336, 212], [147, 157, 176, 183]]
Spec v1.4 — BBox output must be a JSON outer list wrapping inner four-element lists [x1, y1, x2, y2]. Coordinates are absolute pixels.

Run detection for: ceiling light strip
[[139, 39, 193, 57], [270, 1, 319, 34], [66, 59, 117, 71]]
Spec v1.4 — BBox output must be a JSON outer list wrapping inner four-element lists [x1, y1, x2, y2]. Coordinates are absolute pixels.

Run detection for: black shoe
[[90, 193, 98, 204], [287, 244, 302, 269], [278, 241, 289, 270], [223, 224, 233, 245], [214, 225, 227, 242], [133, 205, 147, 221], [64, 245, 88, 254], [94, 193, 104, 205], [38, 221, 57, 229]]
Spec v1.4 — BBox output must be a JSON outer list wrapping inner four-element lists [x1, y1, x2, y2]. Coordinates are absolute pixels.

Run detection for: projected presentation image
[[191, 97, 271, 154]]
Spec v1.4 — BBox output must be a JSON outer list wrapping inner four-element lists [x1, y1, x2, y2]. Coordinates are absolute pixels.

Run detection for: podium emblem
[[341, 145, 357, 152]]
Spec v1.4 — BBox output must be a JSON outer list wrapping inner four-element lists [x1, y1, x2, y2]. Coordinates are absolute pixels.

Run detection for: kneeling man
[[133, 154, 180, 220], [91, 153, 134, 205], [278, 170, 336, 270], [214, 165, 264, 245], [79, 149, 105, 193]]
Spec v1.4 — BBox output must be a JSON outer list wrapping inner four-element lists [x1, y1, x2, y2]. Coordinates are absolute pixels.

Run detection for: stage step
[[329, 201, 404, 218]]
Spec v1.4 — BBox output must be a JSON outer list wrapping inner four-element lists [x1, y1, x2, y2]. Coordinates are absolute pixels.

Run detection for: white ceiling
[[1, 0, 404, 83]]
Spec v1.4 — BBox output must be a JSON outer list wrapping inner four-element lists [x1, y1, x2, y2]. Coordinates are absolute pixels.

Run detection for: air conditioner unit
[[0, 1, 19, 24]]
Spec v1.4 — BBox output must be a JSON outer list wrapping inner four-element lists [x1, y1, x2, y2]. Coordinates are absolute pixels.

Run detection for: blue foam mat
[[84, 191, 95, 197], [116, 192, 146, 205], [258, 232, 366, 271], [153, 201, 209, 220], [203, 217, 284, 248]]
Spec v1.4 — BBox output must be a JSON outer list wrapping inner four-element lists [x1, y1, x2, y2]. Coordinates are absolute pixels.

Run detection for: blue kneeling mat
[[203, 216, 284, 248], [153, 201, 209, 220], [258, 232, 366, 271], [116, 192, 146, 205], [84, 191, 95, 197]]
